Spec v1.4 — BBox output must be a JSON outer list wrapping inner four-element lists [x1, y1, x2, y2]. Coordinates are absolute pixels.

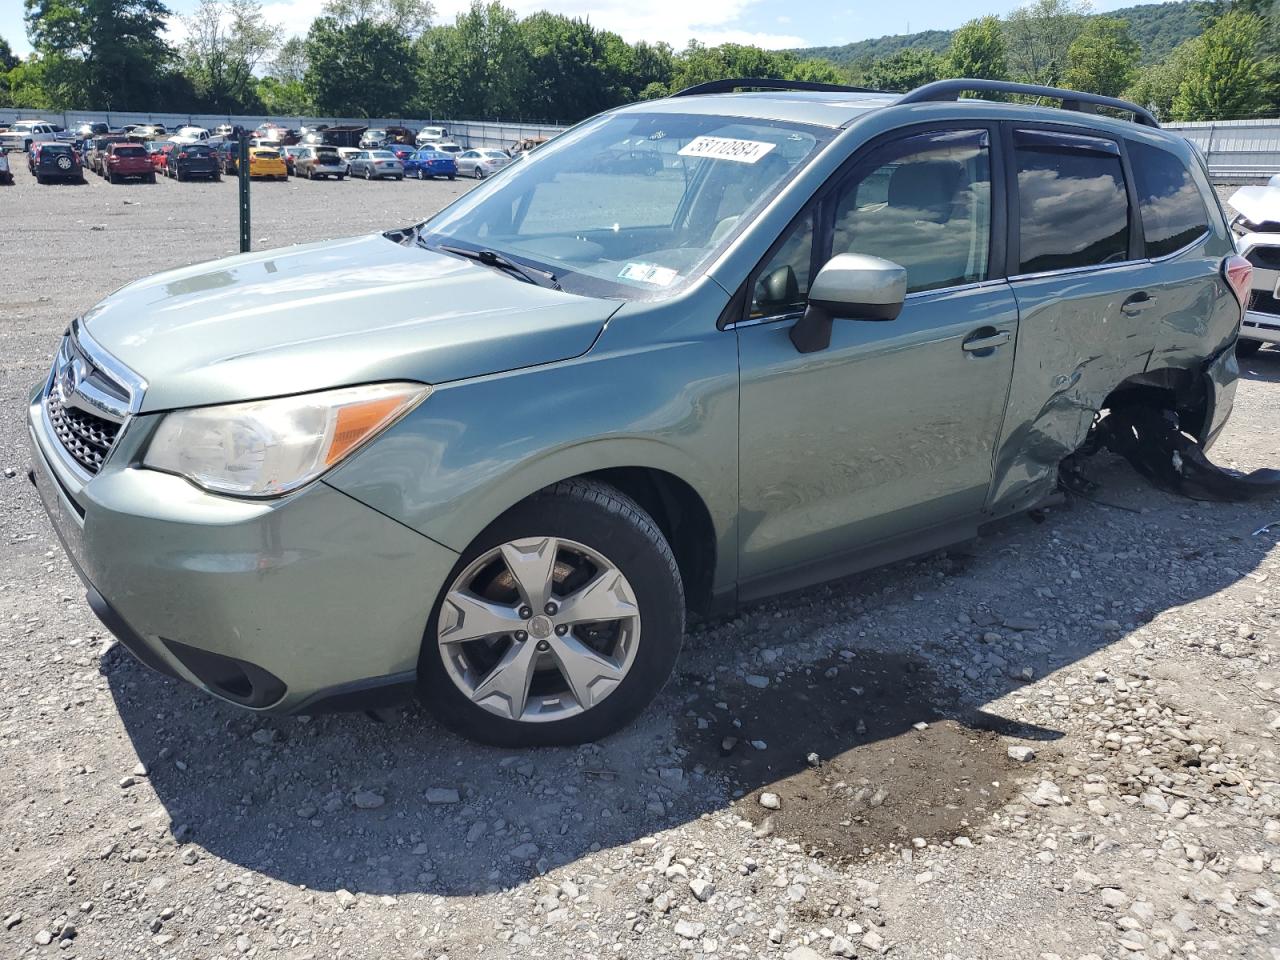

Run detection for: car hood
[[82, 233, 620, 412]]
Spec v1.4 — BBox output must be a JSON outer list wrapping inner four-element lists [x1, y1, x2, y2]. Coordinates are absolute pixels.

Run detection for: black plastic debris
[[1084, 405, 1280, 502]]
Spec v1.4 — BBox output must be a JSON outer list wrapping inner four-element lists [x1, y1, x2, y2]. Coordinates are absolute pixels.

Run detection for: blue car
[[403, 147, 457, 181]]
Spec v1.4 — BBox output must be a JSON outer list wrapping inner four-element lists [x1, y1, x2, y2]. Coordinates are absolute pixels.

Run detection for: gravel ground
[[1, 166, 1278, 960]]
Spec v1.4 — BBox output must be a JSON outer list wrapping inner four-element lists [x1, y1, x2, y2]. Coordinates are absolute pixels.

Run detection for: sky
[[2, 0, 1168, 59]]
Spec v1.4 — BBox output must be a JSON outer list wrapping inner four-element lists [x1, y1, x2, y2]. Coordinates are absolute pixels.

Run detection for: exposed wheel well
[[564, 467, 718, 616], [1100, 366, 1210, 440]]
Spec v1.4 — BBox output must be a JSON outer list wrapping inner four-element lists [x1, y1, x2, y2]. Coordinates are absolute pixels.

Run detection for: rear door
[[988, 125, 1154, 514], [735, 125, 1019, 591]]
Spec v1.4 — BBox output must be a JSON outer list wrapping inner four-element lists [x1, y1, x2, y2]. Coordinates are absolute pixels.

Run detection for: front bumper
[[27, 391, 459, 714], [1241, 310, 1280, 345]]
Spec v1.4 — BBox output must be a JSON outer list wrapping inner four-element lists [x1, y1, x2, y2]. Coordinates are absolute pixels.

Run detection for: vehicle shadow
[[105, 453, 1279, 896]]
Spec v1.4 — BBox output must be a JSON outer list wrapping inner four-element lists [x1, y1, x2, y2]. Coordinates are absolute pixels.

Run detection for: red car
[[150, 142, 175, 174], [104, 142, 156, 184]]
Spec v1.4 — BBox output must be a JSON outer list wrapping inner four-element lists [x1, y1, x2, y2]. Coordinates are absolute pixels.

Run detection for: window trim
[[723, 120, 1008, 329], [1005, 121, 1142, 282]]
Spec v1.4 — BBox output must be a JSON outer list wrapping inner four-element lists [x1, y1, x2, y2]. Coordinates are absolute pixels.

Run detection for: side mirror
[[789, 254, 908, 354]]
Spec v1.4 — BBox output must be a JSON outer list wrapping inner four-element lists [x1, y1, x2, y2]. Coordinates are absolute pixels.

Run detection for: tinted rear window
[[1129, 140, 1210, 258], [185, 146, 212, 156], [114, 146, 146, 157], [1015, 129, 1130, 274]]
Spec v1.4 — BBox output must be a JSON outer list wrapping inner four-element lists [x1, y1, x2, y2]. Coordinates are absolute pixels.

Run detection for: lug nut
[[518, 606, 532, 619], [536, 640, 550, 652], [555, 624, 568, 636], [544, 601, 558, 615], [514, 630, 528, 642]]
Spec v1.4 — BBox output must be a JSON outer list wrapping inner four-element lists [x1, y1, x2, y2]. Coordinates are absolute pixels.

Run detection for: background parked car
[[458, 148, 512, 179], [28, 142, 84, 184], [0, 151, 11, 185], [87, 135, 128, 175], [282, 145, 309, 175], [74, 122, 110, 139], [130, 123, 167, 139], [247, 146, 288, 180], [383, 142, 415, 162], [171, 125, 210, 144], [213, 139, 240, 174], [1, 120, 59, 152], [433, 141, 463, 156], [415, 124, 449, 145], [404, 146, 457, 180], [104, 142, 155, 183], [148, 141, 176, 175], [336, 146, 362, 174], [293, 145, 347, 180], [169, 142, 220, 181], [348, 149, 403, 180]]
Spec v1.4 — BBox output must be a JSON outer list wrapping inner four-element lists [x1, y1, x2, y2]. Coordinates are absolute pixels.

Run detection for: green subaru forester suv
[[28, 79, 1248, 746]]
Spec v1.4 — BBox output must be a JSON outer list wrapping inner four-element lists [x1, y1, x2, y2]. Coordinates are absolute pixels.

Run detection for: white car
[[171, 126, 210, 144], [433, 141, 464, 156], [458, 148, 512, 179], [415, 125, 448, 145], [0, 120, 60, 153], [1230, 174, 1280, 356]]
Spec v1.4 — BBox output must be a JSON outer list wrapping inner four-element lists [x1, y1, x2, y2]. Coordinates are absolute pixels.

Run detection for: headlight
[[143, 382, 430, 497]]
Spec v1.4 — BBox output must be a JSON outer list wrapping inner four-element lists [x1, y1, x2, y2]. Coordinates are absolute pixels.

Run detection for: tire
[[109, 171, 119, 184], [473, 165, 484, 179], [448, 174, 455, 181], [35, 174, 45, 185], [418, 479, 684, 747], [1236, 337, 1264, 358], [147, 173, 156, 184], [337, 175, 345, 181]]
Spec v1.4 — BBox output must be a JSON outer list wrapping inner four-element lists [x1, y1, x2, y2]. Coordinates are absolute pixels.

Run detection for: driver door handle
[[961, 330, 1011, 353]]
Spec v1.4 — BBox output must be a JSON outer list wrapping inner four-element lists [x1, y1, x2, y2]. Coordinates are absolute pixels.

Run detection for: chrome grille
[[45, 389, 119, 474], [40, 320, 144, 479]]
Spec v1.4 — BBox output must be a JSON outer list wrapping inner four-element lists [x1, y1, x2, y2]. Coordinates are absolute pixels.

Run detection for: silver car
[[349, 149, 404, 180], [459, 148, 511, 179]]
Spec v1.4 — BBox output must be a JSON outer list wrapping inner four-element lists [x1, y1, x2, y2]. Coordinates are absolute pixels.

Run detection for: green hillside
[[793, 1, 1202, 67]]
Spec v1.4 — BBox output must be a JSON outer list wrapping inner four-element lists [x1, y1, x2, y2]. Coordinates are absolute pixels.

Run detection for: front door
[[736, 126, 1018, 590]]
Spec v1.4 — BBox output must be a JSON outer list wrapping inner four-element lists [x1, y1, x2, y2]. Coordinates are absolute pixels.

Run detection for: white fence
[[0, 108, 567, 150], [1163, 119, 1280, 183]]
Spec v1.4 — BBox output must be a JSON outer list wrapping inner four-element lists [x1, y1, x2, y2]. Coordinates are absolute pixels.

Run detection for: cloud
[[253, 0, 804, 48]]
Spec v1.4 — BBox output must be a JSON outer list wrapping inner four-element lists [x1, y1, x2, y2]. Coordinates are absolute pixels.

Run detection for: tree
[[270, 35, 308, 83], [1171, 10, 1271, 119], [414, 2, 527, 119], [946, 16, 1008, 80], [0, 36, 19, 72], [1004, 0, 1091, 86], [24, 0, 175, 109], [519, 12, 612, 122], [1125, 35, 1204, 118], [1064, 16, 1139, 96], [322, 0, 434, 39], [865, 48, 946, 91], [181, 0, 281, 112], [306, 15, 413, 116]]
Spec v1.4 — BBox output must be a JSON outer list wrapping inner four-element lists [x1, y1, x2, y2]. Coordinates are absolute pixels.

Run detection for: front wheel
[[419, 479, 684, 747], [473, 165, 484, 179], [1237, 337, 1264, 358]]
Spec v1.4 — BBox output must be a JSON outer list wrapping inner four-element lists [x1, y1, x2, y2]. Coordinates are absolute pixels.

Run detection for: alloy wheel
[[437, 536, 641, 723]]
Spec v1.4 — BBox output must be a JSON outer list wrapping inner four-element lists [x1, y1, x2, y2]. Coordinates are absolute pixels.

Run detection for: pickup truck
[[104, 142, 156, 184], [0, 120, 60, 153]]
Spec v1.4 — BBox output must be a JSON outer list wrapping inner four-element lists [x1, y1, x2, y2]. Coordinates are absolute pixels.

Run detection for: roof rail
[[671, 78, 884, 98], [898, 78, 1159, 128]]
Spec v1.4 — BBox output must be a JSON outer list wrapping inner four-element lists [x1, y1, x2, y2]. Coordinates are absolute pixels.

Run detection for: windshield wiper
[[433, 242, 561, 290]]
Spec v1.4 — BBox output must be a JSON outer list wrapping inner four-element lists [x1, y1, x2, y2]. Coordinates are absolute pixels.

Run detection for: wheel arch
[[1101, 364, 1212, 440]]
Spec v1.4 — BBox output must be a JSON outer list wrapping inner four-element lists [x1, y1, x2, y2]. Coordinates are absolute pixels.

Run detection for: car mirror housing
[[789, 253, 908, 354]]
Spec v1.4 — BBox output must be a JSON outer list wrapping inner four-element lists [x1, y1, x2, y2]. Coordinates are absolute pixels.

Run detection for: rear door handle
[[1122, 292, 1157, 315], [962, 330, 1011, 353]]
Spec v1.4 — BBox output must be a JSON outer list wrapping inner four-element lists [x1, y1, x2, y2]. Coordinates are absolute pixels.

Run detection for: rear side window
[[1014, 129, 1129, 274], [1128, 140, 1210, 257]]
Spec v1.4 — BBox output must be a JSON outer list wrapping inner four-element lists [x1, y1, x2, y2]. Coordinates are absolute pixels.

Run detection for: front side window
[[831, 129, 992, 294], [1015, 129, 1129, 274], [420, 111, 832, 300], [1128, 140, 1210, 257], [751, 209, 816, 318]]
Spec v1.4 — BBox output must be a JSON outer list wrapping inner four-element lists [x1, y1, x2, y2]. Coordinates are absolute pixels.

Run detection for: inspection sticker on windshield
[[677, 136, 776, 164], [619, 262, 680, 286]]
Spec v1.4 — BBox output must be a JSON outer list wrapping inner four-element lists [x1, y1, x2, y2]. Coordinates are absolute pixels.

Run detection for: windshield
[[418, 111, 831, 299]]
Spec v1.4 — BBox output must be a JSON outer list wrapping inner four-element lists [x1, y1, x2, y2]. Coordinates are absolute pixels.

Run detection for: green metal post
[[238, 133, 251, 253]]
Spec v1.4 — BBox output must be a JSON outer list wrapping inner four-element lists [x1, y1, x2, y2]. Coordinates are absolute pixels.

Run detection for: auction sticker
[[677, 136, 776, 164], [619, 262, 680, 286]]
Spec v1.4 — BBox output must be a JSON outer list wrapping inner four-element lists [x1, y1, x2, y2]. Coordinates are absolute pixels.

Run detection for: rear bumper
[[26, 391, 458, 714], [1202, 342, 1239, 450]]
